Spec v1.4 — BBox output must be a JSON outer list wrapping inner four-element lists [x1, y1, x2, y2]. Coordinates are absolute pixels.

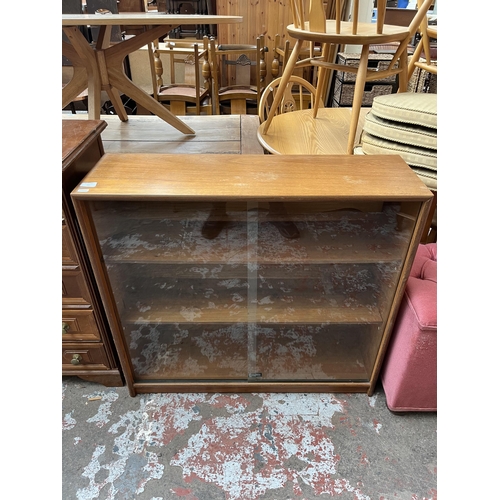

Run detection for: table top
[[62, 114, 263, 155], [62, 13, 242, 26], [257, 108, 370, 155]]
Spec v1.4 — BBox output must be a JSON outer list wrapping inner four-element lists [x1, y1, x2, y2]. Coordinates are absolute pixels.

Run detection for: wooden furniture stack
[[62, 120, 123, 386], [260, 0, 434, 154], [71, 153, 432, 397]]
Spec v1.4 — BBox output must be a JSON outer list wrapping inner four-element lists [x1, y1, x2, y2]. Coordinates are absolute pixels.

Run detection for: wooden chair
[[152, 40, 212, 115], [408, 0, 437, 78], [261, 0, 434, 154], [207, 36, 268, 115], [271, 34, 322, 81], [258, 75, 322, 123]]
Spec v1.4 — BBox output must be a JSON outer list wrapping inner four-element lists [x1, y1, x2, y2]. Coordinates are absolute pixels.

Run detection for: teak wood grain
[[71, 152, 432, 396], [71, 154, 432, 202]]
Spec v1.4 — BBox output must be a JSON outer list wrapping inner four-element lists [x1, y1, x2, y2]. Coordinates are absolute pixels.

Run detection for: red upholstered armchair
[[381, 243, 437, 412]]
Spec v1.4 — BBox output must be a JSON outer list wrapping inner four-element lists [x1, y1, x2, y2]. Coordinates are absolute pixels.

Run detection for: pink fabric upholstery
[[381, 243, 437, 412]]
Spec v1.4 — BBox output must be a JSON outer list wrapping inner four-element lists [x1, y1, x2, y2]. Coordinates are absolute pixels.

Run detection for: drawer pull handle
[[71, 354, 82, 365], [62, 322, 70, 335]]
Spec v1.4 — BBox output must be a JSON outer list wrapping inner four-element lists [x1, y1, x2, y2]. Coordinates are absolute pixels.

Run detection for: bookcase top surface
[[71, 154, 432, 201]]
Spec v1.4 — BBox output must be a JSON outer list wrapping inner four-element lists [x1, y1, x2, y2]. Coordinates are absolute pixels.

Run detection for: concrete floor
[[62, 377, 437, 499]]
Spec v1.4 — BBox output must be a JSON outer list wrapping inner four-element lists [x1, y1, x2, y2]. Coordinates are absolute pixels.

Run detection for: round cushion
[[370, 92, 437, 129], [363, 111, 437, 150]]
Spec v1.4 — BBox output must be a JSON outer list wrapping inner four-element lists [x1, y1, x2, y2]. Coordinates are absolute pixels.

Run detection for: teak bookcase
[[71, 154, 432, 396]]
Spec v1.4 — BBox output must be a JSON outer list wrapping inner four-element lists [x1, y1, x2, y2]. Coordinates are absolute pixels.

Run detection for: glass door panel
[[88, 198, 417, 384]]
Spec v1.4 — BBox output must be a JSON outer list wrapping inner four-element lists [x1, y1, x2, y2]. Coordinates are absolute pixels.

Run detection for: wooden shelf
[[98, 210, 411, 266], [126, 323, 372, 382]]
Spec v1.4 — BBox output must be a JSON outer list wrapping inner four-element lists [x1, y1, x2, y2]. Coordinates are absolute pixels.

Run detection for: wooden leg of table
[[347, 45, 370, 155], [95, 25, 129, 121], [105, 64, 195, 134], [63, 26, 103, 120], [103, 25, 196, 134], [62, 41, 88, 109], [262, 39, 304, 135]]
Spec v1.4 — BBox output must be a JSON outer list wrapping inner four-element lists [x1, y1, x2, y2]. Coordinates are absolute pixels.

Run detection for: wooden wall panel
[[216, 0, 296, 86], [215, 0, 339, 86]]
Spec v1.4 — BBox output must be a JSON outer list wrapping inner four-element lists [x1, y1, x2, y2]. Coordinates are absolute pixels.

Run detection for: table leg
[[62, 41, 88, 109], [262, 39, 304, 135], [63, 26, 103, 120], [63, 24, 196, 134], [94, 25, 129, 121], [103, 25, 196, 134]]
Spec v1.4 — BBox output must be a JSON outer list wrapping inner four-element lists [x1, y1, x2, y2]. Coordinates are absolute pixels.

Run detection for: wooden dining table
[[62, 13, 242, 134], [63, 113, 264, 154]]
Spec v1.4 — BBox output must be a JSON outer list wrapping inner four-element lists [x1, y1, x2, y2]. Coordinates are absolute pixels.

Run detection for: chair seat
[[158, 85, 209, 100], [218, 87, 259, 99], [287, 20, 410, 44]]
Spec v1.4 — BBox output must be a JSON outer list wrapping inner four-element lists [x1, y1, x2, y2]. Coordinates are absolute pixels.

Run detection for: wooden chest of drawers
[[62, 119, 123, 386]]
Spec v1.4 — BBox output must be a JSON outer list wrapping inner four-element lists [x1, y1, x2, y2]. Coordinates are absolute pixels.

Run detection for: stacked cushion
[[360, 93, 437, 190]]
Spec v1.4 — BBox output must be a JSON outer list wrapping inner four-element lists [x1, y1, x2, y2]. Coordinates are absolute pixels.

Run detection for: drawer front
[[62, 309, 101, 342], [62, 344, 110, 370], [62, 268, 92, 306], [62, 223, 79, 267]]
